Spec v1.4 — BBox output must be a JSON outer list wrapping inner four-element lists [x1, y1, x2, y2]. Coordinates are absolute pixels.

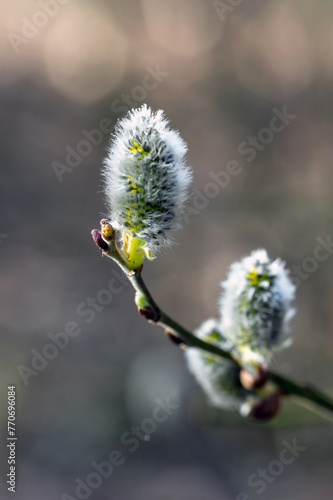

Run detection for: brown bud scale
[[249, 392, 282, 421], [91, 229, 109, 252], [165, 330, 186, 347], [138, 305, 160, 322]]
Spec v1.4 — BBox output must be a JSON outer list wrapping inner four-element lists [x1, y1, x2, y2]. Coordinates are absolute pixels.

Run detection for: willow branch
[[132, 267, 333, 414], [92, 229, 333, 418]]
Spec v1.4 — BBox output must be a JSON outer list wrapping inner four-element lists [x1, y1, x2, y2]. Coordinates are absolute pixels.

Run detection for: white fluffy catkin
[[103, 104, 192, 255], [219, 249, 296, 366], [185, 319, 249, 410]]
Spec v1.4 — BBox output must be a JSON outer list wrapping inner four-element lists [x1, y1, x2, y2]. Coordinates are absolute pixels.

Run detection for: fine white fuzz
[[219, 249, 296, 367], [103, 104, 192, 255], [185, 319, 248, 410]]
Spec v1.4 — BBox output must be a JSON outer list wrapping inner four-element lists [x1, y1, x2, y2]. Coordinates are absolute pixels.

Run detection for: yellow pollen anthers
[[101, 220, 115, 239], [246, 267, 272, 287], [126, 175, 143, 194], [129, 140, 151, 159], [246, 268, 259, 286], [129, 140, 145, 155]]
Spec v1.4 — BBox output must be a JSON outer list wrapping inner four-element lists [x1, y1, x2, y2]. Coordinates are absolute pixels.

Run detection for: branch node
[[138, 305, 161, 322], [165, 330, 186, 348], [127, 264, 143, 277]]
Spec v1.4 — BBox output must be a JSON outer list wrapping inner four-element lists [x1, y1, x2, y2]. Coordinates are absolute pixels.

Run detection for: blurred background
[[1, 0, 333, 498]]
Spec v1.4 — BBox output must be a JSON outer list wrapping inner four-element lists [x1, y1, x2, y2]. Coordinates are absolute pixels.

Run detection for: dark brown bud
[[165, 330, 186, 348], [248, 392, 282, 421], [138, 305, 160, 322], [91, 229, 109, 252]]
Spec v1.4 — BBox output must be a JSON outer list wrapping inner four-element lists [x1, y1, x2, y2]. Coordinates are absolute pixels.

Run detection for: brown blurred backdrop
[[1, 1, 333, 499]]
